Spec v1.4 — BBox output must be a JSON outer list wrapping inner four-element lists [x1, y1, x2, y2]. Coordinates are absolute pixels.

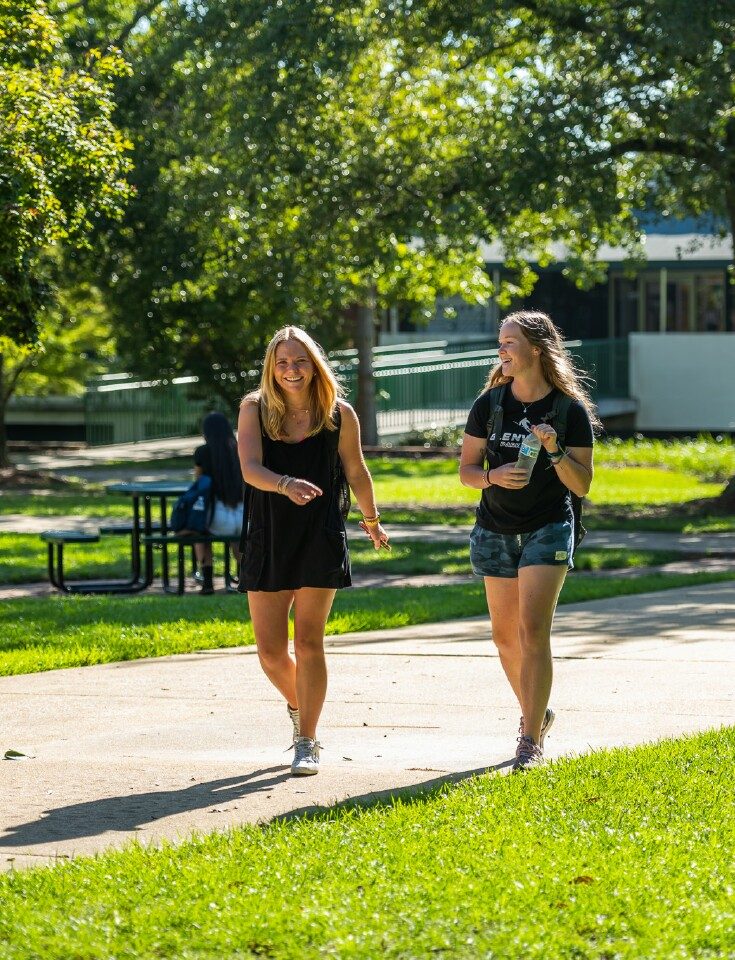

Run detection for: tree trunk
[[721, 181, 735, 504], [0, 355, 10, 468], [354, 295, 378, 446]]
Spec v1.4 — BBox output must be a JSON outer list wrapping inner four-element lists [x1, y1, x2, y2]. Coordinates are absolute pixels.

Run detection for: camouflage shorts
[[469, 521, 574, 579]]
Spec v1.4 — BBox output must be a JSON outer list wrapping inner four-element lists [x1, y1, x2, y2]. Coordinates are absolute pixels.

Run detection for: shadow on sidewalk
[[272, 759, 516, 825], [0, 766, 291, 848], [0, 759, 516, 850]]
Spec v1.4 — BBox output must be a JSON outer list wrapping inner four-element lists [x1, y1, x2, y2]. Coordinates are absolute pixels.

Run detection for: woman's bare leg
[[247, 590, 297, 708], [292, 587, 337, 739], [516, 564, 567, 743], [483, 576, 522, 703]]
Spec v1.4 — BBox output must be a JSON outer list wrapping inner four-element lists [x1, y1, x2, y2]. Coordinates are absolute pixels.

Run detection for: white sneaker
[[291, 736, 320, 776], [287, 704, 300, 745]]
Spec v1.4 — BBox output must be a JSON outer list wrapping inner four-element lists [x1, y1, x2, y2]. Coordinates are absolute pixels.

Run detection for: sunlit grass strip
[[0, 532, 687, 585], [0, 728, 732, 959], [1, 571, 733, 677], [596, 434, 735, 481], [2, 461, 728, 518]]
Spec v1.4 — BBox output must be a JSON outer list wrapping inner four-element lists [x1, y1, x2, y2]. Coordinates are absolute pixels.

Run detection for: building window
[[612, 278, 639, 336], [613, 269, 727, 334], [644, 279, 662, 331], [695, 275, 725, 331]]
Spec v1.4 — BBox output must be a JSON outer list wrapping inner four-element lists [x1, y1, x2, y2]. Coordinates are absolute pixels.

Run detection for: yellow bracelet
[[362, 514, 381, 526]]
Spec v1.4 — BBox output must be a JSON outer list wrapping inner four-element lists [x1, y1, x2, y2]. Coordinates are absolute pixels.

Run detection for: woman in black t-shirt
[[459, 311, 599, 771]]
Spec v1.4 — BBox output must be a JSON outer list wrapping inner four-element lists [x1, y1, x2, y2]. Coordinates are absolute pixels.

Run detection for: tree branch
[[606, 136, 718, 165], [112, 0, 167, 49], [54, 0, 86, 13]]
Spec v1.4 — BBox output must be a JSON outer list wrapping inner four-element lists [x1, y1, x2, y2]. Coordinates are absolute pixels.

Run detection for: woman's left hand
[[531, 423, 559, 452], [359, 520, 391, 551]]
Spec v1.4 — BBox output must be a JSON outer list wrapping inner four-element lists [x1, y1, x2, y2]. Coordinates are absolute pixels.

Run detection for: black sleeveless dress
[[238, 409, 352, 592]]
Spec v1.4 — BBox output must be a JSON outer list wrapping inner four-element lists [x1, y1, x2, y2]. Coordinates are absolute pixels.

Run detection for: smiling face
[[498, 320, 541, 378], [273, 339, 315, 403]]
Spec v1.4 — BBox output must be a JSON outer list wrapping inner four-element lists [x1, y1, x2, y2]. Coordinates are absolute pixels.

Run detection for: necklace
[[513, 386, 552, 415], [288, 408, 310, 419], [513, 387, 553, 422]]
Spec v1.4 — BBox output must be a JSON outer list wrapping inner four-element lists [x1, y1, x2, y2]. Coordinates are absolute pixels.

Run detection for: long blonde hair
[[485, 310, 602, 434], [244, 326, 343, 440]]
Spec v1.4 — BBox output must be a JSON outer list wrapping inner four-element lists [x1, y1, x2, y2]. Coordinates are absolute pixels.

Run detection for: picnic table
[[42, 480, 189, 595], [107, 480, 191, 591]]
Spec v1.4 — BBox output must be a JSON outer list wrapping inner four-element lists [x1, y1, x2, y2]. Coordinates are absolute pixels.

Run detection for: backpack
[[170, 474, 213, 533], [485, 384, 587, 553]]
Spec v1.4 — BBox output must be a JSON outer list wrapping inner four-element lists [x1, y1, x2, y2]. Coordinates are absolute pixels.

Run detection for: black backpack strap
[[548, 390, 573, 447], [328, 404, 351, 520], [547, 391, 587, 552], [485, 383, 507, 453]]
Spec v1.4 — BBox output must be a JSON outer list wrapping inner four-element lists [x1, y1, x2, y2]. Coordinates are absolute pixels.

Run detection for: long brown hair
[[243, 326, 343, 440], [484, 310, 602, 433]]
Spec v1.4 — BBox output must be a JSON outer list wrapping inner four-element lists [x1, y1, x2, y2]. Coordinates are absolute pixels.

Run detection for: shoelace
[[293, 738, 321, 763], [515, 735, 541, 761]]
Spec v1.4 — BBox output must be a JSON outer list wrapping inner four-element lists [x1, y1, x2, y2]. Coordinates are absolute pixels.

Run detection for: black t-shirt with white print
[[464, 387, 593, 534]]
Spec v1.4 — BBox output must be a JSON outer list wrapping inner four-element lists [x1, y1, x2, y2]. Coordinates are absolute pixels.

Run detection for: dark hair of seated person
[[202, 411, 242, 507]]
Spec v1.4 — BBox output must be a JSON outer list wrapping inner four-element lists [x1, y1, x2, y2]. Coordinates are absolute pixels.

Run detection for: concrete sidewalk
[[1, 580, 733, 873], [11, 437, 199, 472]]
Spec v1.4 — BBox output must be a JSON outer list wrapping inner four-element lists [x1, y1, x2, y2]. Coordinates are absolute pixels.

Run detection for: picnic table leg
[[224, 541, 233, 590], [143, 495, 155, 586], [54, 543, 71, 593], [159, 495, 171, 590], [177, 543, 186, 595], [128, 495, 144, 585], [47, 543, 63, 591]]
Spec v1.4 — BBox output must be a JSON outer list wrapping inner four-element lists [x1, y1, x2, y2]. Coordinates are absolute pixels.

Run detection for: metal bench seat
[[140, 533, 238, 594]]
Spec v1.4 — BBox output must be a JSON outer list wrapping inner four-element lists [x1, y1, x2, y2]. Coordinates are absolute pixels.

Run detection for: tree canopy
[[47, 0, 735, 399], [0, 0, 132, 344]]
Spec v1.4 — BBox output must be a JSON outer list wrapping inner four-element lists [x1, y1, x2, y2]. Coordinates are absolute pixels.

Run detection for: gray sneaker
[[287, 704, 300, 745], [291, 736, 321, 776], [518, 707, 555, 749], [512, 734, 544, 772]]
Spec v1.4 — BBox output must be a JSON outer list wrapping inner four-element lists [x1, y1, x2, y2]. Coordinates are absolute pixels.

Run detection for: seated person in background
[[194, 411, 244, 594]]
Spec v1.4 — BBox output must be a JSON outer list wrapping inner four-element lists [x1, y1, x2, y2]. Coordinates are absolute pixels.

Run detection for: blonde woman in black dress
[[237, 327, 389, 775]]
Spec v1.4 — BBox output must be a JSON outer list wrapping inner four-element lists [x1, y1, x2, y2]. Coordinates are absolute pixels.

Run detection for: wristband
[[547, 446, 565, 465], [362, 513, 381, 526], [484, 468, 492, 488]]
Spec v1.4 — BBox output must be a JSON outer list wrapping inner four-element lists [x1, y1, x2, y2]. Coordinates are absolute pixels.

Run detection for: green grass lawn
[[0, 492, 133, 518], [595, 434, 734, 481], [1, 460, 728, 516], [368, 460, 724, 507], [0, 531, 691, 586], [0, 727, 732, 959], [2, 453, 732, 536], [2, 570, 734, 677], [585, 467, 723, 506]]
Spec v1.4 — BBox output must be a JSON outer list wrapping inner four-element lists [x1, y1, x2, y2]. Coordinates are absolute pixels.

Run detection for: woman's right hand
[[487, 462, 530, 489], [285, 477, 323, 505]]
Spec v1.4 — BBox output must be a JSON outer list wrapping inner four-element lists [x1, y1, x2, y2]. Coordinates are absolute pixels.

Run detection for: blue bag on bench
[[170, 475, 213, 533]]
